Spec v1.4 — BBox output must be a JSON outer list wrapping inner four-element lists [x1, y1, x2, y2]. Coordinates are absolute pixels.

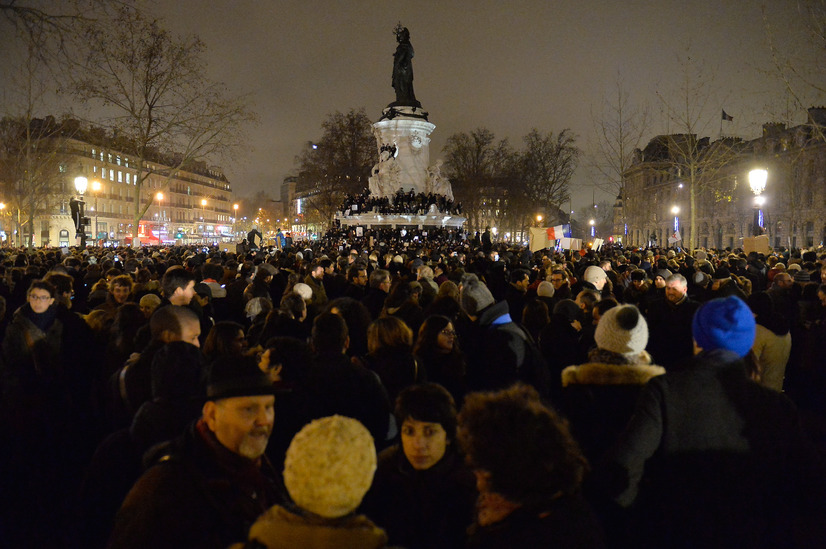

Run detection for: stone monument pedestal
[[373, 106, 435, 195]]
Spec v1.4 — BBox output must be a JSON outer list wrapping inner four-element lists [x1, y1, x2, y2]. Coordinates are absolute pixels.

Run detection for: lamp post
[[0, 202, 5, 246], [91, 180, 101, 245], [671, 205, 680, 233], [589, 218, 595, 238], [74, 176, 88, 248], [201, 198, 208, 242], [748, 168, 768, 237], [156, 192, 164, 243], [536, 214, 543, 227], [233, 203, 239, 238]]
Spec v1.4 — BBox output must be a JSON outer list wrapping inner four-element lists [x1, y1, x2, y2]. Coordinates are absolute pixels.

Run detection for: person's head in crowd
[[149, 305, 201, 348], [203, 321, 247, 361], [279, 292, 307, 321], [415, 314, 459, 356], [109, 274, 134, 305], [509, 269, 530, 292], [369, 268, 392, 293], [202, 262, 225, 283], [575, 289, 601, 315], [308, 260, 324, 281], [536, 280, 555, 299], [311, 311, 349, 356], [553, 299, 585, 331], [27, 279, 56, 314], [664, 273, 688, 304], [346, 264, 368, 287], [203, 355, 276, 461], [583, 265, 607, 291], [281, 415, 376, 519], [457, 384, 588, 509], [245, 297, 273, 322], [111, 302, 146, 347], [772, 272, 794, 291], [139, 293, 162, 318], [437, 280, 460, 301], [43, 272, 74, 308], [325, 297, 372, 357], [459, 274, 495, 319], [193, 282, 212, 308], [162, 266, 196, 305], [258, 336, 312, 384], [396, 383, 458, 471], [630, 269, 647, 289], [592, 297, 618, 325], [522, 299, 550, 333], [652, 270, 670, 289], [692, 296, 756, 357], [549, 269, 568, 291], [150, 340, 205, 401], [594, 303, 648, 361], [367, 316, 413, 354]]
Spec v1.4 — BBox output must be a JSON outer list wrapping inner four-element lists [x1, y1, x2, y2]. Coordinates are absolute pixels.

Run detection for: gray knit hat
[[595, 304, 649, 359], [460, 274, 495, 316]]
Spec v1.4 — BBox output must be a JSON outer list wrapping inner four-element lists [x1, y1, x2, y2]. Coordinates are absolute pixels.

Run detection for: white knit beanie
[[283, 416, 376, 518], [594, 304, 649, 358]]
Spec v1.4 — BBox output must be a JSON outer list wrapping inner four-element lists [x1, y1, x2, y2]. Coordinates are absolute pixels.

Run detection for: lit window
[[117, 171, 123, 183], [58, 163, 67, 173], [108, 153, 112, 163], [109, 170, 114, 181], [102, 168, 107, 178], [91, 148, 96, 158], [93, 166, 97, 174], [116, 156, 121, 166], [99, 151, 103, 161]]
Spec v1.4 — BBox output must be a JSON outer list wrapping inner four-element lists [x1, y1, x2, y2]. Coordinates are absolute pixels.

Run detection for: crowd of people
[[0, 236, 825, 548], [340, 189, 462, 216]]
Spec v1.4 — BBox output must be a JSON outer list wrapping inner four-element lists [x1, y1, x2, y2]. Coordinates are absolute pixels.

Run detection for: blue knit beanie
[[692, 296, 756, 357]]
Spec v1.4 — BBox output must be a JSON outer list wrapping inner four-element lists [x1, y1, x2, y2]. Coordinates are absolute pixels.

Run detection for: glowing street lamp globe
[[748, 169, 768, 196]]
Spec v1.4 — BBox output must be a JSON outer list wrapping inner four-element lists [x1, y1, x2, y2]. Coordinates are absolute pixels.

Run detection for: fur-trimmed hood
[[561, 360, 665, 387]]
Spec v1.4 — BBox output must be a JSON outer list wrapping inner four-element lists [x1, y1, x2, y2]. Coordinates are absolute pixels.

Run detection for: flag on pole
[[722, 109, 734, 121], [546, 224, 568, 240]]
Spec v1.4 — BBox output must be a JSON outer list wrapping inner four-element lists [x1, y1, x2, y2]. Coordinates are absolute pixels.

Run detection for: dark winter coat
[[560, 353, 665, 464], [466, 495, 606, 549], [360, 445, 476, 549], [604, 349, 826, 548], [108, 420, 285, 549], [644, 295, 700, 369]]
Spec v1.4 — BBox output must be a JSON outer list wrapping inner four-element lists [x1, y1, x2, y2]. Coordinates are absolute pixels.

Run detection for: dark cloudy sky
[[3, 1, 815, 211]]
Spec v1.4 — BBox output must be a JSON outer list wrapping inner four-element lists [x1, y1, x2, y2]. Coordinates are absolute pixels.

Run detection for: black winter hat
[[206, 355, 276, 401]]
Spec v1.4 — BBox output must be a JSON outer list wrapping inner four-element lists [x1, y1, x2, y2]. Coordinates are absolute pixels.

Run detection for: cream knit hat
[[283, 416, 376, 518], [595, 304, 649, 359]]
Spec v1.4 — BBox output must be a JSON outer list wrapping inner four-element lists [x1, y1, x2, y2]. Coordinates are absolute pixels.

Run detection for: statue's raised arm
[[391, 24, 421, 107]]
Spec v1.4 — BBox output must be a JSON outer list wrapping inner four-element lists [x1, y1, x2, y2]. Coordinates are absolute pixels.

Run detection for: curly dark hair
[[457, 383, 588, 507]]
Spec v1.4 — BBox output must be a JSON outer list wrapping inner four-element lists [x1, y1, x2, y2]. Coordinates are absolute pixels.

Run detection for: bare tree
[[515, 128, 579, 224], [295, 109, 375, 229], [0, 16, 77, 249], [654, 53, 738, 251], [589, 75, 650, 234], [70, 5, 255, 246], [442, 128, 513, 232]]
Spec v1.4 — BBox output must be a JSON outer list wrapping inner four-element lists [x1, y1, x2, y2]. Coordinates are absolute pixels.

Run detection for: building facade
[[619, 108, 826, 251], [6, 119, 235, 247]]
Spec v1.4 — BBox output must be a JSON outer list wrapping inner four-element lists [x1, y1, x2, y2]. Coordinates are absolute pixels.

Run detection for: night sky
[[2, 1, 814, 211]]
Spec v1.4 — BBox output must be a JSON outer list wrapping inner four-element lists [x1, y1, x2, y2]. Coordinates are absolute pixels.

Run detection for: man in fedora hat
[[108, 355, 284, 549]]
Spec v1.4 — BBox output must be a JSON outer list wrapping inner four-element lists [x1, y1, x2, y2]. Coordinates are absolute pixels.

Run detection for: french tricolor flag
[[546, 225, 568, 240]]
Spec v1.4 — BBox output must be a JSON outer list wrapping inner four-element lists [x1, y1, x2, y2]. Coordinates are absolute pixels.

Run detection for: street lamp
[[748, 168, 768, 236], [671, 205, 680, 234], [536, 214, 543, 226], [156, 192, 165, 242], [91, 180, 101, 245], [74, 176, 88, 248], [589, 218, 596, 238]]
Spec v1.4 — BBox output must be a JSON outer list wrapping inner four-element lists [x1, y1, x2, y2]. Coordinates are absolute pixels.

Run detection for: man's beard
[[238, 428, 271, 459]]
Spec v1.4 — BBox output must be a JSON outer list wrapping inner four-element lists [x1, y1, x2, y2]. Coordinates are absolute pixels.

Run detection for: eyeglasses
[[29, 295, 52, 302], [440, 329, 457, 337]]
